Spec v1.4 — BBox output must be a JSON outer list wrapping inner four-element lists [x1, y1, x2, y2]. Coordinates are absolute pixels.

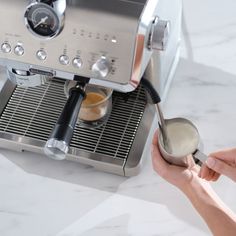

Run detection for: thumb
[[206, 157, 236, 182]]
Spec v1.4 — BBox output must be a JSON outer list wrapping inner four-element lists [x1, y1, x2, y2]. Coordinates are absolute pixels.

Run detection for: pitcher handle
[[192, 149, 208, 166]]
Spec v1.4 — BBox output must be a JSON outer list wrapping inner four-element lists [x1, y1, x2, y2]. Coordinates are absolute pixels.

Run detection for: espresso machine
[[0, 0, 182, 176]]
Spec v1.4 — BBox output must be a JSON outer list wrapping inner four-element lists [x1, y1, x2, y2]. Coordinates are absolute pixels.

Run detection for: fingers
[[205, 157, 236, 182], [151, 130, 170, 178], [199, 163, 221, 181], [211, 171, 221, 182], [199, 164, 210, 180], [151, 146, 169, 178], [210, 148, 236, 163], [151, 129, 203, 190], [199, 148, 236, 182], [152, 129, 159, 146]]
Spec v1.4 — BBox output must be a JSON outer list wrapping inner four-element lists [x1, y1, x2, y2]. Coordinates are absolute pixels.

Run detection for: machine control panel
[[0, 0, 151, 91]]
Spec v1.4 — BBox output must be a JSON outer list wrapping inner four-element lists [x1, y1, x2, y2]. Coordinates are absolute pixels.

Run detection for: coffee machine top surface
[[0, 0, 159, 92]]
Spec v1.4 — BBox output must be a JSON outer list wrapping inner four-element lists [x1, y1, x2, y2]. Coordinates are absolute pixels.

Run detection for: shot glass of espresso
[[64, 81, 113, 128]]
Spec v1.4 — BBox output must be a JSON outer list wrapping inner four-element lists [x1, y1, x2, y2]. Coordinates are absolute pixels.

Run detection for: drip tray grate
[[0, 79, 147, 161]]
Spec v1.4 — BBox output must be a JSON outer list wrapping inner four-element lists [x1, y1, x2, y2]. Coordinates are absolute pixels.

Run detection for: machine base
[[0, 76, 154, 176], [0, 46, 180, 177]]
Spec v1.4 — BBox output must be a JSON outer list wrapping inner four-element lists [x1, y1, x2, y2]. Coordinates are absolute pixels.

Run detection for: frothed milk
[[160, 120, 199, 156]]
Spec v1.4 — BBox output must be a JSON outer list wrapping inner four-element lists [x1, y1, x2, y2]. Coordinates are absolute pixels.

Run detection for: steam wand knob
[[149, 16, 170, 51]]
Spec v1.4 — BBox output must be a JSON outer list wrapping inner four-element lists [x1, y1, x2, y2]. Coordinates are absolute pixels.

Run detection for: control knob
[[149, 17, 170, 51], [92, 57, 111, 78], [1, 43, 11, 53]]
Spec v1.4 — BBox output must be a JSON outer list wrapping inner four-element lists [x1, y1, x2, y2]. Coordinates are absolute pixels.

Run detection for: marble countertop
[[1, 0, 236, 235]]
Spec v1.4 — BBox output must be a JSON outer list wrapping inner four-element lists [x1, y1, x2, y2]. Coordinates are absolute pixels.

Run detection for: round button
[[36, 50, 47, 60], [59, 55, 69, 65], [1, 43, 11, 53], [92, 57, 111, 78], [72, 58, 83, 68], [14, 45, 24, 56]]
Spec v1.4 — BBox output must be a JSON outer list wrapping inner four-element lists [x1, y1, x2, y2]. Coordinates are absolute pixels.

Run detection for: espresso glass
[[64, 81, 113, 128]]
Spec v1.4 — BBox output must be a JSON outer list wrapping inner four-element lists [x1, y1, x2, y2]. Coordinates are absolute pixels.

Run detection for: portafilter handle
[[44, 77, 89, 160]]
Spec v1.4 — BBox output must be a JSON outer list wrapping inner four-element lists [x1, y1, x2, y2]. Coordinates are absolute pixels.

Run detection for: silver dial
[[149, 17, 170, 51], [1, 43, 11, 53], [92, 57, 111, 78]]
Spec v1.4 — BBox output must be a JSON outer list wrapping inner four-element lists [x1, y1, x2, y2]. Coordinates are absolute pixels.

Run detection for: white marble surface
[[1, 0, 236, 235]]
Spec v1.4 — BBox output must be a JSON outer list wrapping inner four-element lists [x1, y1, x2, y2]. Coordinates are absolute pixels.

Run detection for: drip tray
[[0, 78, 155, 176]]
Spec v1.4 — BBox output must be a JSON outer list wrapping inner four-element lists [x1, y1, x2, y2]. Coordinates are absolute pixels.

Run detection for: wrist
[[180, 173, 211, 197], [180, 173, 236, 236]]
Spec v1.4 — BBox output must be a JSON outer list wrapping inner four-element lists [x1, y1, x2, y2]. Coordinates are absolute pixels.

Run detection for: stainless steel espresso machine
[[0, 0, 182, 176]]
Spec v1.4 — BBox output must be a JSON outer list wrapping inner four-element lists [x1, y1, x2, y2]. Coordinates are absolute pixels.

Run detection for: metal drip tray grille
[[0, 79, 147, 160]]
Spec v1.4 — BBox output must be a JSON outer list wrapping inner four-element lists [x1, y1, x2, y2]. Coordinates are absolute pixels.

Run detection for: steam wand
[[141, 78, 171, 153], [44, 76, 89, 160]]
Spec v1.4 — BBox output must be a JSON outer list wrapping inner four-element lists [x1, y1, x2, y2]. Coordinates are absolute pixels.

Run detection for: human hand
[[199, 148, 236, 182], [151, 129, 205, 192]]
